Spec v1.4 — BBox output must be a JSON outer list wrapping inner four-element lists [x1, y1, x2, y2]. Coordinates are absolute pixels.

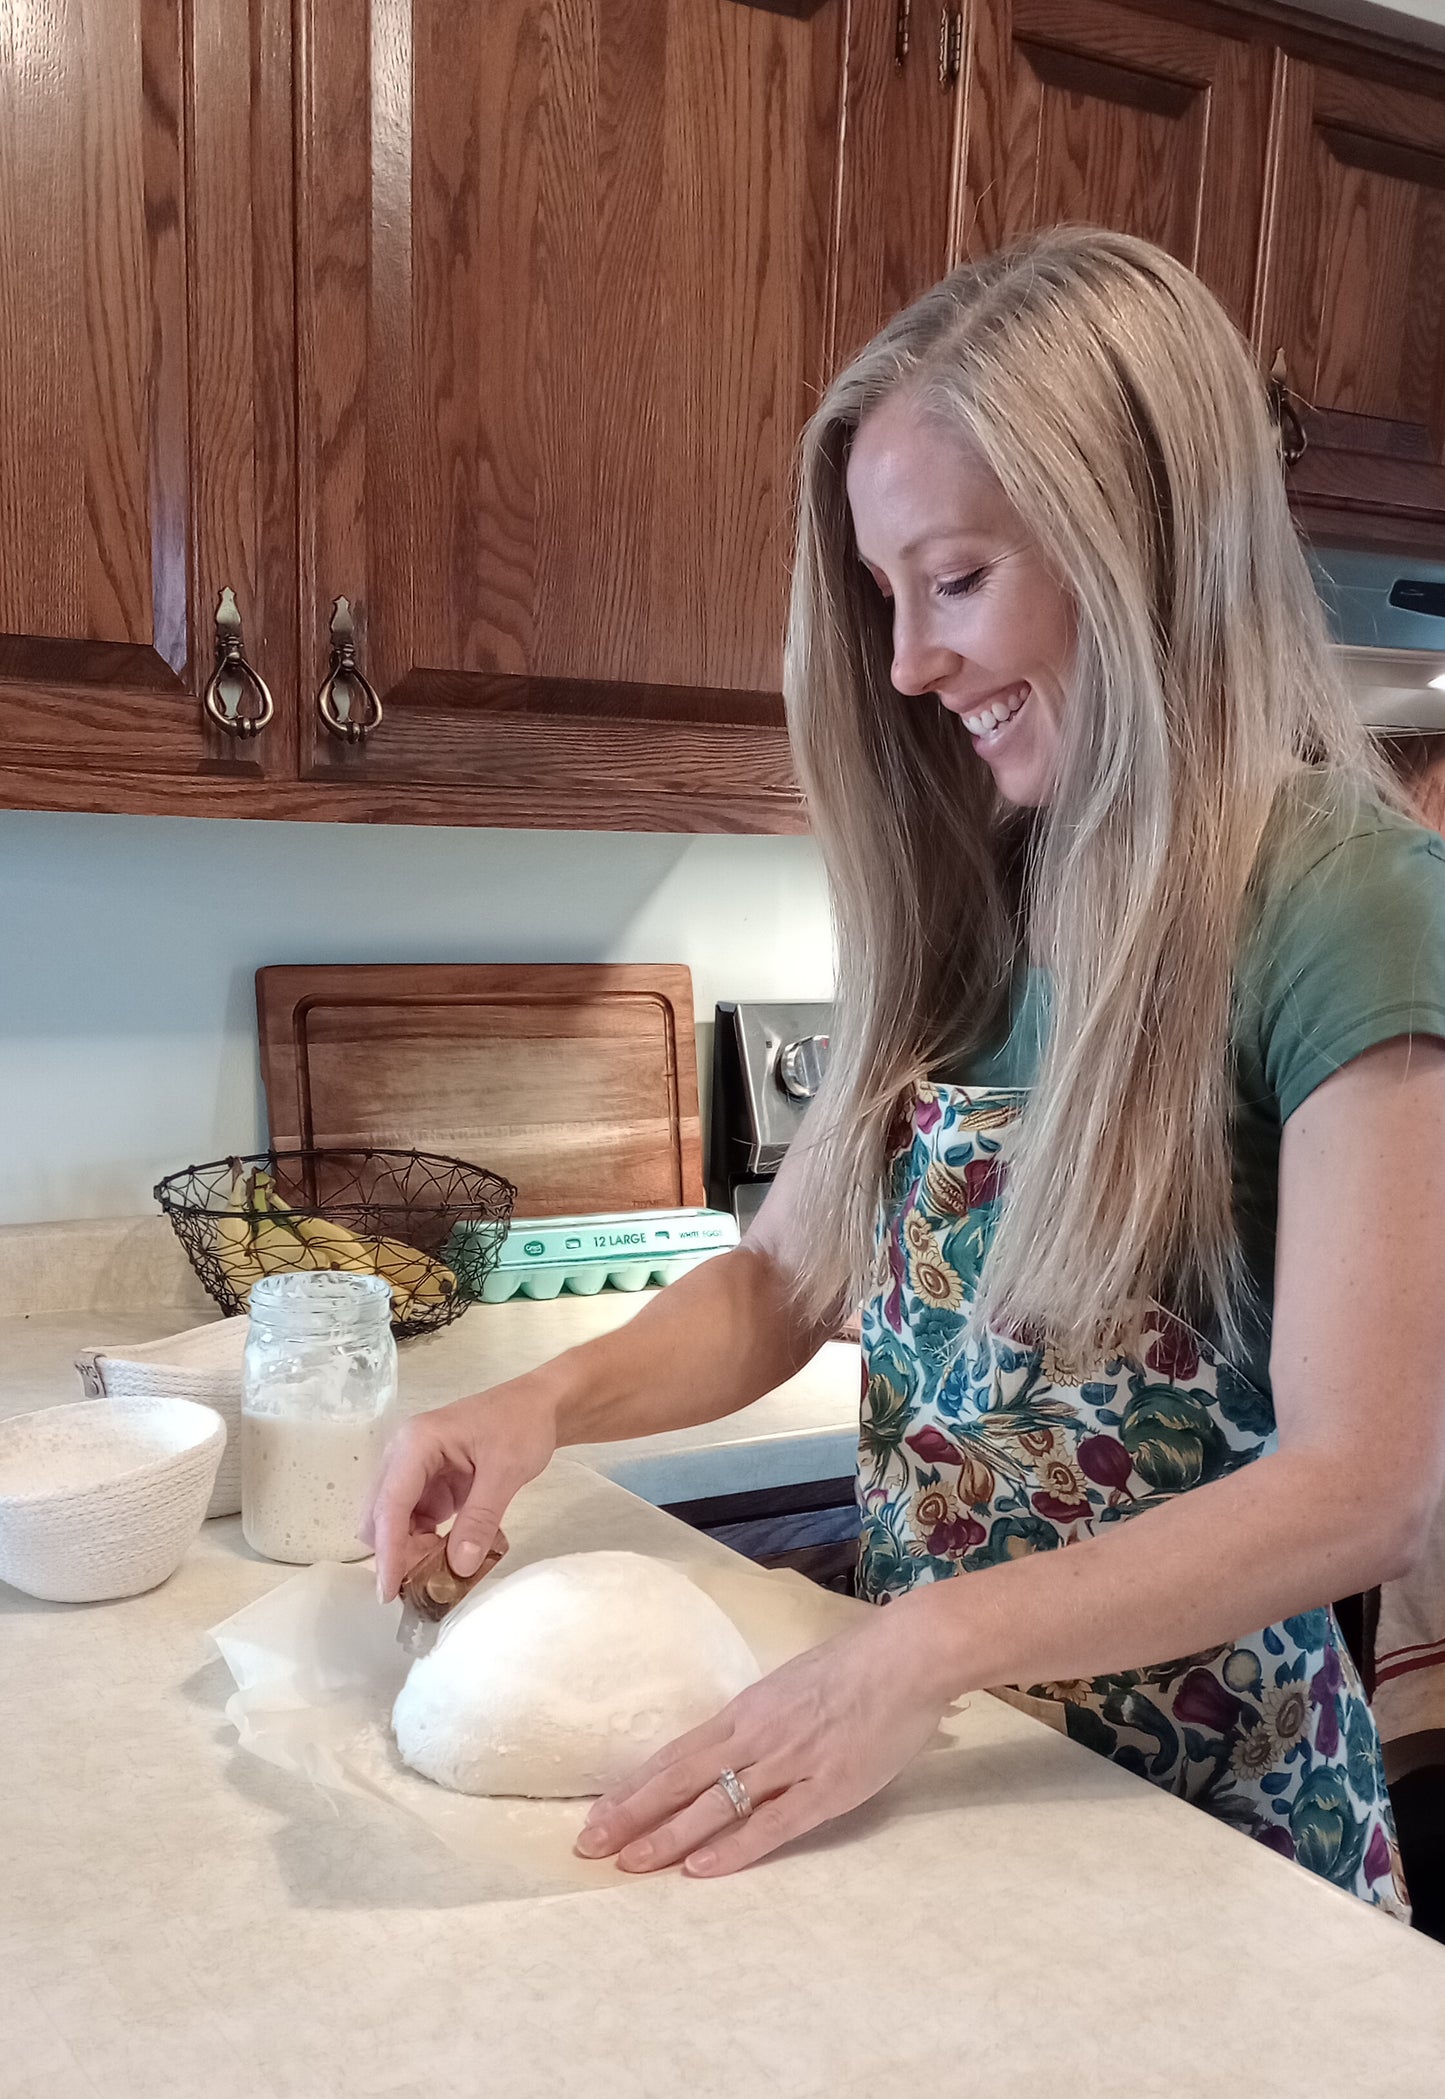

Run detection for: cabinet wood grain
[[291, 0, 843, 830], [0, 0, 296, 784], [1260, 56, 1445, 547], [831, 0, 963, 363], [4, 0, 1445, 832], [959, 0, 1270, 334]]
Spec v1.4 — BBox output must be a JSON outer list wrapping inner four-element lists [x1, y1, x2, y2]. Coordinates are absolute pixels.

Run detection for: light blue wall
[[1293, 0, 1445, 49], [0, 811, 834, 1224], [1293, 0, 1445, 43]]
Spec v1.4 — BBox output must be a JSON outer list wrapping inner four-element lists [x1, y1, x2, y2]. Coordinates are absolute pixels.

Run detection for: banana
[[250, 1180, 320, 1276], [212, 1159, 264, 1303], [373, 1235, 456, 1306], [243, 1170, 455, 1316], [287, 1213, 377, 1271]]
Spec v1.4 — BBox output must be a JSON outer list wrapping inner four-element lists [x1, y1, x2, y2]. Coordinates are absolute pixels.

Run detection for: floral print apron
[[859, 1083, 1408, 1917]]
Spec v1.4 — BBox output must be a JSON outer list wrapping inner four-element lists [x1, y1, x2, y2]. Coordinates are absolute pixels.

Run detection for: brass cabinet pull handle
[[201, 587, 274, 738], [316, 596, 384, 744], [1267, 349, 1308, 468]]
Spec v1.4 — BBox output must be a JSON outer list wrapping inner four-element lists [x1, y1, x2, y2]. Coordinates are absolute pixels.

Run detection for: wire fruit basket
[[155, 1149, 516, 1339]]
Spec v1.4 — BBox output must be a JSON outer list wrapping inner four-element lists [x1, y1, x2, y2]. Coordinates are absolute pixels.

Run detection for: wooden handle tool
[[395, 1531, 508, 1656]]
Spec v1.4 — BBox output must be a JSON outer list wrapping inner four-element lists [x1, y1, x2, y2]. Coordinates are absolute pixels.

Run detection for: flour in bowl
[[391, 1550, 760, 1797]]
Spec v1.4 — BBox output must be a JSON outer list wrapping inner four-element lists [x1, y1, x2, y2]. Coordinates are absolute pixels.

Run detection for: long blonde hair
[[785, 226, 1401, 1358]]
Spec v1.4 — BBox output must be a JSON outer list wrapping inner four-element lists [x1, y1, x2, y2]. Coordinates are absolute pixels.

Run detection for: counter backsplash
[[0, 1215, 212, 1321]]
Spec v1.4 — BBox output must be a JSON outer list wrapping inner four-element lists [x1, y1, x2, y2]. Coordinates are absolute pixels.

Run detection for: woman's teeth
[[961, 685, 1030, 736]]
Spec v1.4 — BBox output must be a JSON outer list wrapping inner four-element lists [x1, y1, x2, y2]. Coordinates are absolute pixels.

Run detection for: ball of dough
[[392, 1550, 760, 1797]]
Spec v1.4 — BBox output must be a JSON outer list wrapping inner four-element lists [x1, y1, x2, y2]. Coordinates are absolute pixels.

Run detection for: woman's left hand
[[573, 1608, 953, 1877]]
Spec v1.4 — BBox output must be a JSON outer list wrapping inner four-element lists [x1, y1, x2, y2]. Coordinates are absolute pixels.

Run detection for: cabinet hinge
[[939, 7, 963, 90]]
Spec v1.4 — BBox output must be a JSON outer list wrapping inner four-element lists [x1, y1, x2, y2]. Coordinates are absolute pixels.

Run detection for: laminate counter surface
[[5, 1473, 1445, 2099], [0, 1292, 861, 1505], [4, 1220, 1444, 2095]]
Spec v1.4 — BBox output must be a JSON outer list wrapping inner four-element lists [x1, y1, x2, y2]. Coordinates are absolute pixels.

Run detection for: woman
[[364, 229, 1445, 1914]]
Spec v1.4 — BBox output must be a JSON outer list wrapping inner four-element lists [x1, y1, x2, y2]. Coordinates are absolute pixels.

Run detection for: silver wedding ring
[[714, 1766, 752, 1822]]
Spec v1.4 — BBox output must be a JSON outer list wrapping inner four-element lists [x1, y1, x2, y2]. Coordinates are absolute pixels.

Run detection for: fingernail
[[573, 1825, 609, 1857], [620, 1840, 652, 1871], [684, 1849, 717, 1875], [449, 1539, 483, 1577], [376, 1572, 386, 1605]]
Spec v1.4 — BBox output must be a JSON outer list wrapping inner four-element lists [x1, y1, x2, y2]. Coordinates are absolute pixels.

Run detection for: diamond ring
[[714, 1766, 752, 1821]]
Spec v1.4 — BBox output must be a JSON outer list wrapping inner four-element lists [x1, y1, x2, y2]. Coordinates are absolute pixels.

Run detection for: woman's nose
[[889, 606, 958, 698]]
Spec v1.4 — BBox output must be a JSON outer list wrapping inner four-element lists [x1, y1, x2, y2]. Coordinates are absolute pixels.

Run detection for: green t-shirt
[[941, 774, 1445, 1399]]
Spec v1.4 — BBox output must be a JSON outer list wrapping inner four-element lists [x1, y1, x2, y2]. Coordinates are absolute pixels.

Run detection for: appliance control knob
[[776, 1033, 830, 1102]]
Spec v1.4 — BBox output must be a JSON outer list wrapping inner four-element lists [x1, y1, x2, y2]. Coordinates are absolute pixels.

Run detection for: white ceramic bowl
[[0, 1397, 225, 1603]]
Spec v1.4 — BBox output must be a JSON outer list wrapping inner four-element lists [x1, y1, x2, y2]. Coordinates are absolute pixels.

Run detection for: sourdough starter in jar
[[241, 1271, 398, 1563]]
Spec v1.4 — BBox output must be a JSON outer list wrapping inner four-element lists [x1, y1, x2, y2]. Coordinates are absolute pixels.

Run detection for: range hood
[[1307, 546, 1445, 733]]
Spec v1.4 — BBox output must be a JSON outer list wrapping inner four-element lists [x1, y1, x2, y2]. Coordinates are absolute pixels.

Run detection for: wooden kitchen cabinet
[[5, 0, 1445, 836], [1258, 54, 1445, 551], [957, 0, 1271, 335], [804, 0, 1275, 412], [875, 0, 1445, 542], [831, 0, 964, 362], [0, 0, 297, 802], [0, 0, 838, 833], [290, 0, 839, 832]]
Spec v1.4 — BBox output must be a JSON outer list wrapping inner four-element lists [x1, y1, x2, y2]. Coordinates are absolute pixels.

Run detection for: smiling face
[[845, 394, 1076, 808]]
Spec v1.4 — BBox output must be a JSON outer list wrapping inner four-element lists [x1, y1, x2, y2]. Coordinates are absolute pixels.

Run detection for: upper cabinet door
[[1259, 58, 1445, 547], [294, 0, 842, 831], [959, 0, 1271, 335], [0, 0, 296, 794], [831, 0, 964, 363]]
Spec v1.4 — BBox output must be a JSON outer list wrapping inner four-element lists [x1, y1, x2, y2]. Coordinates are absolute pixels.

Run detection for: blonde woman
[[365, 229, 1445, 1915]]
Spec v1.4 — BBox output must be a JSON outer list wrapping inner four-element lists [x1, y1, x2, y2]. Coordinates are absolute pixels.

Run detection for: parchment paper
[[210, 1457, 886, 1898]]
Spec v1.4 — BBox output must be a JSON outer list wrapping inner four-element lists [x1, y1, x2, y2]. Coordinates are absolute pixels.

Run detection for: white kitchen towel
[[76, 1316, 245, 1518]]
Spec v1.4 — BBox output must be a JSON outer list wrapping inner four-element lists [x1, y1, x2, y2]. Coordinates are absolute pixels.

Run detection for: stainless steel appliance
[[1308, 546, 1445, 731], [683, 999, 857, 1589], [708, 999, 833, 1228]]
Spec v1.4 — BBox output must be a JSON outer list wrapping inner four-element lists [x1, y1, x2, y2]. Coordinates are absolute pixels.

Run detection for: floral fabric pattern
[[859, 1083, 1408, 1918]]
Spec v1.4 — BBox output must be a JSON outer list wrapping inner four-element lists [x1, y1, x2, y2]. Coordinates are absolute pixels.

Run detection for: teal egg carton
[[445, 1207, 741, 1303]]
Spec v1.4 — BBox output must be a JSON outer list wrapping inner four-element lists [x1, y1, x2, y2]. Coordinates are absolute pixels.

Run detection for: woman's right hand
[[360, 1378, 560, 1601]]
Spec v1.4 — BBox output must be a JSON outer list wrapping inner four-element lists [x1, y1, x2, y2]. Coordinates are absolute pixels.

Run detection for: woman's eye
[[937, 568, 986, 599]]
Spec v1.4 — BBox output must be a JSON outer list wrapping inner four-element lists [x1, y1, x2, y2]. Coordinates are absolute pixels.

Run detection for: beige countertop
[[4, 1217, 1445, 2090], [0, 1293, 861, 1506], [6, 1461, 1445, 2098], [0, 1212, 861, 1504]]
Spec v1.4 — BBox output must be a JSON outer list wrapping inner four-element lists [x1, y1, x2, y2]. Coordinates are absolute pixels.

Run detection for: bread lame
[[395, 1532, 508, 1657]]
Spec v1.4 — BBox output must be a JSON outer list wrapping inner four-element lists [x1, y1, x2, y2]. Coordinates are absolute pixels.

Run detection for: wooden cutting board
[[255, 963, 703, 1217]]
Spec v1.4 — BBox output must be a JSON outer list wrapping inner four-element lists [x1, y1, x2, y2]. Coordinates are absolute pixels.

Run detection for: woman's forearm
[[533, 1243, 827, 1448], [893, 1446, 1412, 1706]]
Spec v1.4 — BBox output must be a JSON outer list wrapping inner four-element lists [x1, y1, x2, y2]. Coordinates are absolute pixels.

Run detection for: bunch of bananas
[[211, 1160, 456, 1321]]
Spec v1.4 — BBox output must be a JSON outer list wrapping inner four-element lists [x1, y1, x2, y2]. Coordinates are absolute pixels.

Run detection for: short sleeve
[[1241, 817, 1445, 1124]]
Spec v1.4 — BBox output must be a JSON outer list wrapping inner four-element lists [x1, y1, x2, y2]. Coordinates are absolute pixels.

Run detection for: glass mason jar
[[241, 1271, 399, 1565]]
